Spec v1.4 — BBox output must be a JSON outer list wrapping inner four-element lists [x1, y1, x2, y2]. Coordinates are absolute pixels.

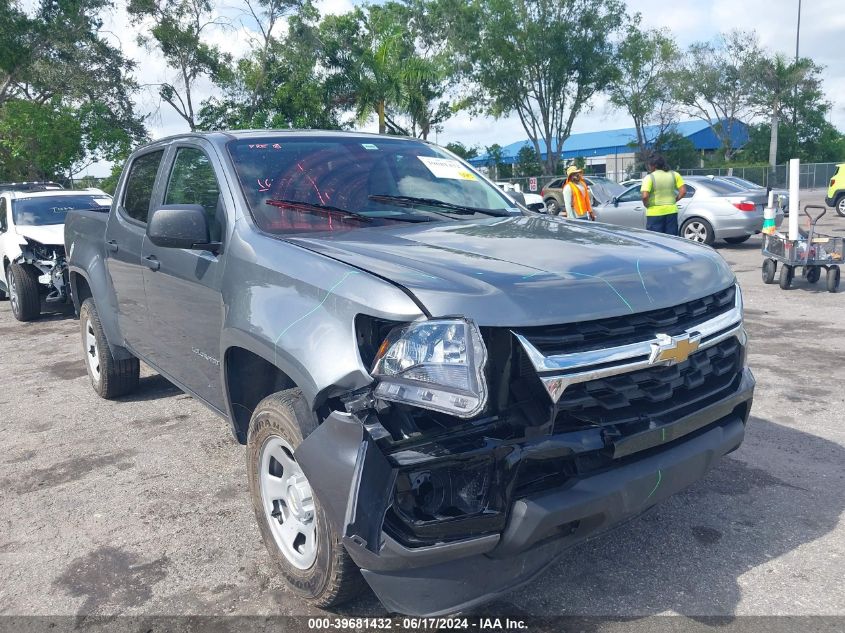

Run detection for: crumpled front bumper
[[296, 369, 754, 616]]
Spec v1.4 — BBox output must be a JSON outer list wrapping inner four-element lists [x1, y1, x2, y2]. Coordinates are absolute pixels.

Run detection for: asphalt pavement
[[0, 194, 843, 629]]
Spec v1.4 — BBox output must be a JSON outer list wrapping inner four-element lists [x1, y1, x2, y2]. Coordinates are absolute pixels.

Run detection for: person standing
[[562, 165, 595, 220], [641, 154, 686, 235]]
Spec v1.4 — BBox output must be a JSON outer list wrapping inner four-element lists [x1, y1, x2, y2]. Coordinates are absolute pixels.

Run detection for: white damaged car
[[0, 187, 112, 321]]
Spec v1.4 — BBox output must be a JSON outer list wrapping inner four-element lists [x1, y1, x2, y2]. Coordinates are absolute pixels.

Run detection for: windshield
[[12, 194, 111, 226], [227, 136, 518, 234]]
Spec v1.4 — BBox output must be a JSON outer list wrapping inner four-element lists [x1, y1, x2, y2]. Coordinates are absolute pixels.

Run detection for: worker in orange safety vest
[[562, 165, 595, 220]]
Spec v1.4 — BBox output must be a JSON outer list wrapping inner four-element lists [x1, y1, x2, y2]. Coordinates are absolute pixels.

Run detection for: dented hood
[[288, 215, 735, 326], [15, 223, 65, 246]]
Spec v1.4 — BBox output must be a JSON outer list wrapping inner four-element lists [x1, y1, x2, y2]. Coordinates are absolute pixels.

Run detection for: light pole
[[793, 0, 802, 127]]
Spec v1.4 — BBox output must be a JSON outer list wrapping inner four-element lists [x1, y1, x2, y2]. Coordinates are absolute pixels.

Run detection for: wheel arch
[[67, 267, 133, 360]]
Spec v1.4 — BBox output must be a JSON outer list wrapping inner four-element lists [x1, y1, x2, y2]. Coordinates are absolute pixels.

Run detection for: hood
[[288, 215, 735, 327], [15, 224, 65, 246]]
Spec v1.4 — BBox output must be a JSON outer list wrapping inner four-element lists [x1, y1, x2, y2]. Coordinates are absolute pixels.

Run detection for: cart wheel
[[762, 259, 777, 284], [806, 266, 821, 284], [827, 266, 840, 293], [779, 265, 794, 290]]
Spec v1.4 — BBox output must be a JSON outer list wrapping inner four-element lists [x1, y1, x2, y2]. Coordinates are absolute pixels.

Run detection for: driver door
[[596, 186, 646, 229]]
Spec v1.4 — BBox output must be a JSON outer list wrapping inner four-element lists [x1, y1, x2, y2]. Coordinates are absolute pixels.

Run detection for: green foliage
[[444, 142, 479, 160], [129, 0, 232, 130], [446, 0, 625, 175], [652, 129, 698, 170], [0, 100, 82, 180], [673, 30, 762, 161], [607, 16, 677, 162], [514, 145, 541, 176]]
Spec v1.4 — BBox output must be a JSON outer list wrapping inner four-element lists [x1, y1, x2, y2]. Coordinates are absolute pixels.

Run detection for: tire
[[79, 298, 140, 398], [806, 266, 821, 284], [762, 259, 777, 284], [7, 262, 41, 321], [247, 389, 365, 608], [835, 195, 845, 218], [681, 218, 715, 246], [779, 265, 794, 290], [827, 266, 840, 293], [724, 235, 751, 244], [545, 198, 560, 215]]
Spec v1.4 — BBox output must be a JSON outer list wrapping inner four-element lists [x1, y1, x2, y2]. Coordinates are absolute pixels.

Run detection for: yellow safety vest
[[644, 170, 680, 217]]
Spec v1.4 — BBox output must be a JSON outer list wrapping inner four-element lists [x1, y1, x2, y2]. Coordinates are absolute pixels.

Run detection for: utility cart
[[761, 205, 843, 292]]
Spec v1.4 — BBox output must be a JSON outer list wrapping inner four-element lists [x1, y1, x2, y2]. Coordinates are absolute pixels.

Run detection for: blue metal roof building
[[468, 120, 749, 166]]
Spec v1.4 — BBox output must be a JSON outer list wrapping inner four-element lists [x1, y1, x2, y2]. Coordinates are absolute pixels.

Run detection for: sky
[[79, 0, 845, 176]]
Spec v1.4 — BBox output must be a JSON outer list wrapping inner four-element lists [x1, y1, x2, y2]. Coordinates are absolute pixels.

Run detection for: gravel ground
[[0, 194, 843, 628]]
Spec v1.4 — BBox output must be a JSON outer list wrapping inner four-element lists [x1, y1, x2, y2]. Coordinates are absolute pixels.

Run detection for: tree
[[607, 17, 677, 164], [673, 30, 762, 161], [485, 143, 505, 180], [446, 0, 624, 176], [444, 142, 479, 160], [198, 6, 342, 130], [514, 145, 542, 176], [754, 54, 823, 168], [129, 0, 231, 131], [0, 0, 146, 179]]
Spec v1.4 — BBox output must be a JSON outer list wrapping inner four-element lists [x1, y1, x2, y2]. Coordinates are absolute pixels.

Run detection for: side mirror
[[612, 196, 619, 206], [147, 204, 218, 251]]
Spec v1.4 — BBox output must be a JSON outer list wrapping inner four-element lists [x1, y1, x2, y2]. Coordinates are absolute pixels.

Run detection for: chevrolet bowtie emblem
[[649, 333, 701, 366]]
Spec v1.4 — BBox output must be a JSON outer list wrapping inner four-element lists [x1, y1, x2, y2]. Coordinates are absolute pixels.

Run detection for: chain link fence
[[678, 162, 840, 190]]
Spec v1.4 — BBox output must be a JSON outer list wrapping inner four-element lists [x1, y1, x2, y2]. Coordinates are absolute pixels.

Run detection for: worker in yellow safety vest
[[562, 165, 595, 220], [640, 153, 686, 235]]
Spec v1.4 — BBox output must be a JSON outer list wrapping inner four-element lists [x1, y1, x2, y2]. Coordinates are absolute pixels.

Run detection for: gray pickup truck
[[65, 131, 754, 616]]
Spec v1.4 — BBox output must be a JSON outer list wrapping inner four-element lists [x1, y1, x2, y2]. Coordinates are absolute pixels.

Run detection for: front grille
[[554, 337, 742, 429], [515, 286, 735, 355]]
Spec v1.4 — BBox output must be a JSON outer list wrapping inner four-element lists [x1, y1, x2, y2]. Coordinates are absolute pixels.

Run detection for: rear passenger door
[[105, 149, 165, 357], [141, 142, 229, 410]]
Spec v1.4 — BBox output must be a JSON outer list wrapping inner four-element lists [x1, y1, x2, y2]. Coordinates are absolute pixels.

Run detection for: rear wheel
[[806, 266, 821, 284], [247, 389, 365, 608], [79, 298, 140, 398], [779, 265, 794, 290], [7, 262, 41, 321], [724, 235, 751, 244], [681, 218, 715, 246], [827, 266, 840, 293], [762, 259, 777, 284]]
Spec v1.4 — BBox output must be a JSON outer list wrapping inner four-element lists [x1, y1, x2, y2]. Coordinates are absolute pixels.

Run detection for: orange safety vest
[[566, 179, 592, 217]]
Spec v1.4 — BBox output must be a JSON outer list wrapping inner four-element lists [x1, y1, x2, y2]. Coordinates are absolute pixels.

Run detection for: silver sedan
[[593, 176, 784, 245]]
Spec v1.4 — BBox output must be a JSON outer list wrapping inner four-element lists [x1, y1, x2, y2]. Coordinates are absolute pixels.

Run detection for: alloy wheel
[[683, 221, 709, 243], [259, 436, 318, 570], [7, 270, 19, 317], [85, 318, 101, 382]]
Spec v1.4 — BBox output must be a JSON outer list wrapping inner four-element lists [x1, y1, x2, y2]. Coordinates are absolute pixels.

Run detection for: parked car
[[594, 175, 783, 246], [66, 131, 753, 616], [495, 181, 545, 212], [710, 175, 790, 216], [541, 175, 622, 215], [826, 163, 845, 217], [620, 178, 643, 188], [0, 186, 111, 320]]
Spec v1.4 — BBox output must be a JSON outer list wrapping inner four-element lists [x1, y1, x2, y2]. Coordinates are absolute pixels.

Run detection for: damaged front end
[[18, 238, 70, 304], [296, 287, 754, 615]]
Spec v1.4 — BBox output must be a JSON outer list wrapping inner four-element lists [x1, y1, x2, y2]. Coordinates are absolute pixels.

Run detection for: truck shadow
[[340, 416, 843, 621], [116, 374, 181, 403]]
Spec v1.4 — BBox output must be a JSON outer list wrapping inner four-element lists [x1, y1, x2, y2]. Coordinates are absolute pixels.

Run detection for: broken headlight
[[371, 318, 488, 418]]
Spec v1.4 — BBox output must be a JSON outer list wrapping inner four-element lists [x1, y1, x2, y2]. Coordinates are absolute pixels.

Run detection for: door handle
[[144, 255, 160, 271], [106, 240, 119, 253]]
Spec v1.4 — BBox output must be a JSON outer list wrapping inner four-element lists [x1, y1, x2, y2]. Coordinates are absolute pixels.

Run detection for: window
[[684, 184, 696, 198], [122, 150, 164, 223], [617, 187, 642, 203], [12, 195, 110, 226], [164, 148, 223, 241]]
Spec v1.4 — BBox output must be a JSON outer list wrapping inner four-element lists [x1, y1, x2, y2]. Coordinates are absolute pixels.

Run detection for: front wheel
[[827, 266, 840, 293], [545, 198, 560, 215], [247, 389, 365, 608], [8, 262, 41, 321], [779, 265, 794, 290], [79, 298, 140, 398], [835, 196, 845, 218], [762, 259, 777, 284], [681, 218, 715, 246], [724, 235, 751, 244]]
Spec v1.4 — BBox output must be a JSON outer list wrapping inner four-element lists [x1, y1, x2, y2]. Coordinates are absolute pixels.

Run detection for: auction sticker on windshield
[[417, 156, 477, 181]]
